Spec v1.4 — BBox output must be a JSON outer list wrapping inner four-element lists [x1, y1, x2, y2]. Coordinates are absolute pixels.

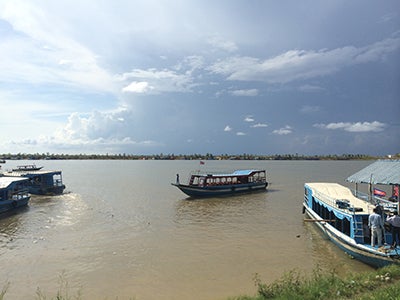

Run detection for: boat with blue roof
[[172, 169, 268, 198], [0, 177, 30, 214], [303, 160, 400, 268]]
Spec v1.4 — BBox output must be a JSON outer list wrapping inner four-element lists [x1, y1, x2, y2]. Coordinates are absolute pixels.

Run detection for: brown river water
[[0, 160, 375, 299]]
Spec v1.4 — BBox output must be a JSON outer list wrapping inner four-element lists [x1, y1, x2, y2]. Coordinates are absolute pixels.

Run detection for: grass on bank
[[230, 264, 400, 300], [1, 266, 400, 299]]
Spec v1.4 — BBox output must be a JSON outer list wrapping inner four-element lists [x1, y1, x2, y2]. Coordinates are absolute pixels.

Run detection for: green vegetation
[[230, 265, 400, 300], [1, 152, 398, 161]]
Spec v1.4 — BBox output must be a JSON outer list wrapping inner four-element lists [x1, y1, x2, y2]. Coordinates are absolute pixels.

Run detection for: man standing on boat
[[368, 207, 384, 247], [386, 211, 400, 247]]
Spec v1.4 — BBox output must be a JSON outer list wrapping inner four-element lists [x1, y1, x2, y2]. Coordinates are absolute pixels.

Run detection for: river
[[0, 160, 375, 299]]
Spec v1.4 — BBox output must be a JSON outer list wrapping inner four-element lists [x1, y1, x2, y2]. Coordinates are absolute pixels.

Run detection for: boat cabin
[[188, 170, 266, 187]]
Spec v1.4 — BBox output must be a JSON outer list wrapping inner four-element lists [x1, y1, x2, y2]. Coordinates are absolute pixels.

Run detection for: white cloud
[[118, 68, 197, 94], [251, 123, 268, 128], [0, 1, 117, 94], [0, 108, 161, 153], [231, 89, 259, 96], [314, 121, 386, 132], [236, 132, 246, 136], [244, 116, 255, 122], [224, 125, 232, 132], [208, 37, 400, 84], [122, 81, 153, 93], [273, 125, 293, 135]]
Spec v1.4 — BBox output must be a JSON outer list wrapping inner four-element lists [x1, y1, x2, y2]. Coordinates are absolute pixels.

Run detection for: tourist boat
[[0, 177, 31, 214], [4, 169, 66, 195], [172, 169, 268, 198], [12, 164, 43, 171], [302, 160, 400, 268]]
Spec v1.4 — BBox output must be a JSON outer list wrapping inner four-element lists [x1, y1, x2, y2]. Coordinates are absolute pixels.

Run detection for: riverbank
[[1, 152, 396, 161], [229, 264, 400, 300], [1, 265, 399, 299]]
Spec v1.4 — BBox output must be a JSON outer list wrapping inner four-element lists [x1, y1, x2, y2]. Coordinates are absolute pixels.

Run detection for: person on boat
[[386, 211, 400, 247], [176, 174, 180, 184], [368, 207, 384, 247]]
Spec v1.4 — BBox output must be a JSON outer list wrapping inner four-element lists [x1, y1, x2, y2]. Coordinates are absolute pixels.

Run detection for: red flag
[[200, 161, 205, 165], [393, 186, 399, 197], [373, 188, 386, 197]]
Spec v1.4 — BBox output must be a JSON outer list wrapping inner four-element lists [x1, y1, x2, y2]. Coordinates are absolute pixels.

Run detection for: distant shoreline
[[0, 153, 397, 161]]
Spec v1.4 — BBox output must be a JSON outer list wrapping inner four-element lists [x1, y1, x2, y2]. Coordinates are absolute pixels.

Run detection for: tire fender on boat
[[12, 200, 18, 207]]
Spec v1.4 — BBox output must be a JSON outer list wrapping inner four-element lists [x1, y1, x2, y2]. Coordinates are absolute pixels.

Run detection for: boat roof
[[4, 170, 62, 176], [306, 182, 374, 213], [346, 160, 400, 185], [0, 177, 28, 189], [194, 169, 265, 177]]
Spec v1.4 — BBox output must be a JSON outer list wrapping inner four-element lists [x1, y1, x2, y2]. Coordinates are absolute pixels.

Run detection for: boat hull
[[172, 182, 268, 198], [28, 184, 66, 195], [0, 196, 30, 214]]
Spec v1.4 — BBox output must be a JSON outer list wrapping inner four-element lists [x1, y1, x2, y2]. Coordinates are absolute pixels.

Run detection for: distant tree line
[[0, 152, 397, 161]]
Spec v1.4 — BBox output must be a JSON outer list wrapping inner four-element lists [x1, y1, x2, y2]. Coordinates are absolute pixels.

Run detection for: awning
[[346, 160, 400, 185]]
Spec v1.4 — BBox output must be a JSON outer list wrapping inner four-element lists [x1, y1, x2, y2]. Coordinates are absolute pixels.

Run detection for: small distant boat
[[4, 169, 66, 196], [0, 177, 30, 214], [12, 164, 43, 171], [172, 169, 268, 198], [302, 160, 400, 268]]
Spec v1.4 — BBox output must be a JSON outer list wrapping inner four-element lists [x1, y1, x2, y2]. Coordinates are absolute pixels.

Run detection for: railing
[[352, 189, 397, 211]]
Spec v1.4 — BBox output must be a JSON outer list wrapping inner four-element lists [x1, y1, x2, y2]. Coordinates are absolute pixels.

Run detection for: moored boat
[[0, 177, 30, 214], [303, 160, 400, 268], [172, 169, 268, 198], [4, 169, 66, 195], [12, 164, 43, 171]]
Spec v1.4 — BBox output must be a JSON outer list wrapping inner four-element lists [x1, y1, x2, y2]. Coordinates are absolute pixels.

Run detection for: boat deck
[[306, 182, 375, 214]]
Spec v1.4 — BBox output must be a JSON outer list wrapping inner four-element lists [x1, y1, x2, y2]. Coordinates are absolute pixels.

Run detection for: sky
[[0, 0, 399, 156]]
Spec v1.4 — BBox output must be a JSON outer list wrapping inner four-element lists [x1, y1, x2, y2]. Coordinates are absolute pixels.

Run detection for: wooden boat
[[4, 169, 66, 195], [303, 182, 400, 268], [12, 164, 43, 171], [0, 177, 30, 213], [303, 160, 400, 268], [172, 169, 268, 198]]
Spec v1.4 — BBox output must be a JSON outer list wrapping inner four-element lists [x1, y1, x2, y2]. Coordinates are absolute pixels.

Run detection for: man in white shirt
[[368, 207, 384, 247], [386, 211, 400, 247]]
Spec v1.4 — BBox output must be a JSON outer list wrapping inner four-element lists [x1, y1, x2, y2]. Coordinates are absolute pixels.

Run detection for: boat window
[[191, 176, 200, 185]]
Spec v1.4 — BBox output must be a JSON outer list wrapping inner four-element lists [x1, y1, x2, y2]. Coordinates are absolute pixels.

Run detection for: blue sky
[[0, 0, 399, 156]]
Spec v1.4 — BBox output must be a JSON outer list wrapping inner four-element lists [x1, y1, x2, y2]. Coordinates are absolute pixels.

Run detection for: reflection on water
[[0, 160, 375, 299]]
